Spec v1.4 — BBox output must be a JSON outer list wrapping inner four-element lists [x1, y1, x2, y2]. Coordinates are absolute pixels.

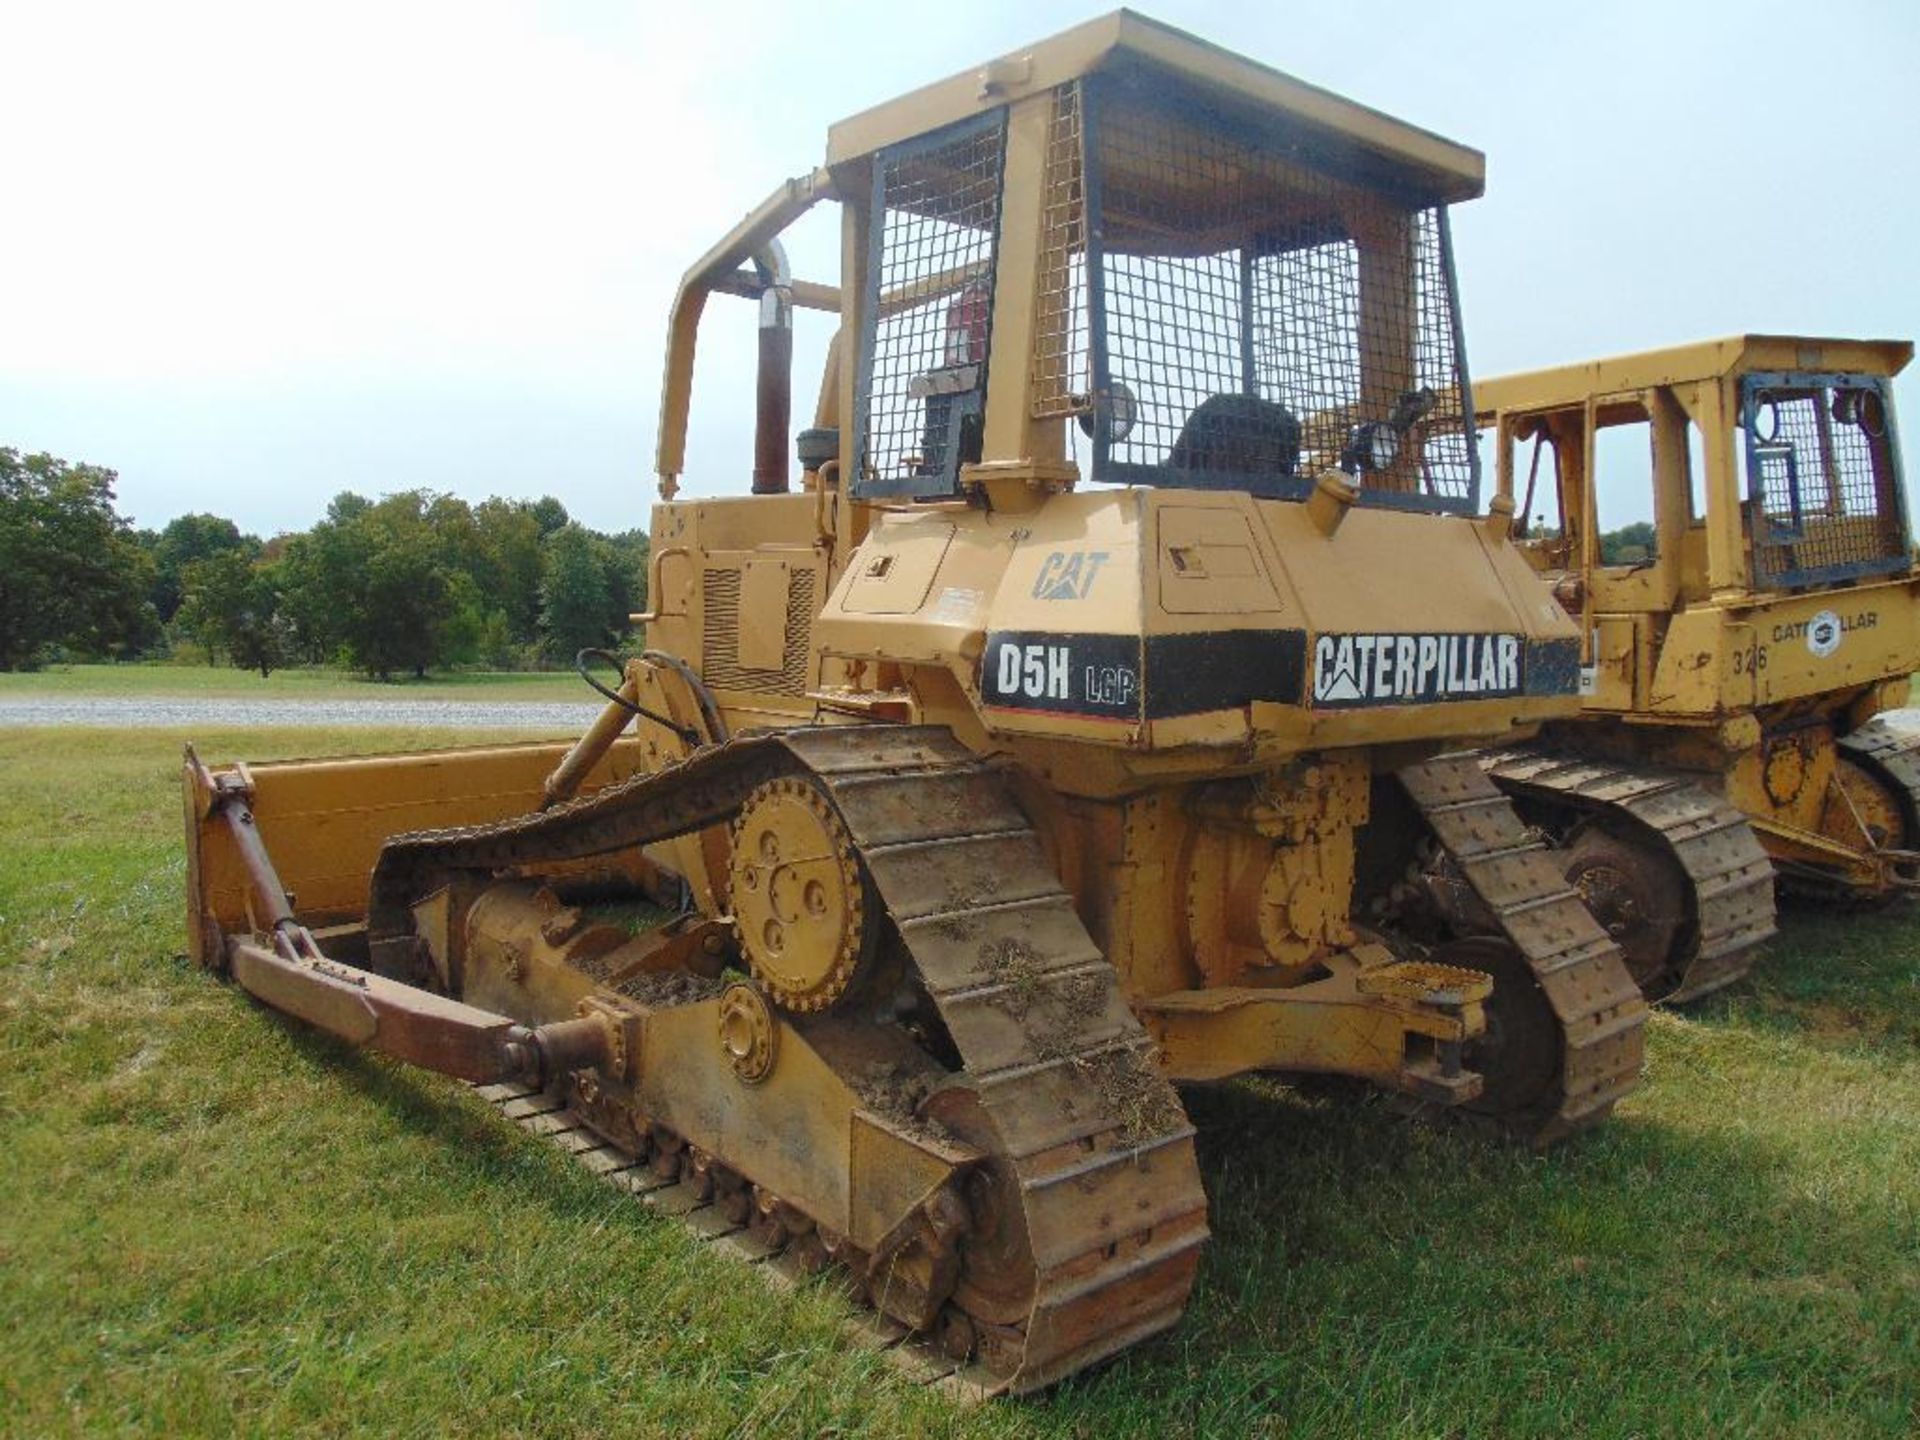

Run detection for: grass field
[[0, 663, 583, 702], [2, 727, 1916, 1438]]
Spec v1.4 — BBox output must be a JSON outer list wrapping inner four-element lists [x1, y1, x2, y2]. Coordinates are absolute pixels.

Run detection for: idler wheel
[[727, 777, 870, 1012], [1563, 826, 1686, 995], [1818, 758, 1907, 854]]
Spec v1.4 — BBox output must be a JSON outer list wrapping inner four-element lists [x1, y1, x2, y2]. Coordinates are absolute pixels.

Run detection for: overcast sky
[[3, 0, 1916, 536]]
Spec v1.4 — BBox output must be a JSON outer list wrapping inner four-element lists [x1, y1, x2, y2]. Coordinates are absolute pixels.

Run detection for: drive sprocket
[[728, 776, 868, 1012]]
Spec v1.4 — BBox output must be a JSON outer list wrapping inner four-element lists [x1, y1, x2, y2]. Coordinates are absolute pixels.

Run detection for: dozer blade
[[183, 735, 654, 964], [185, 743, 631, 1088]]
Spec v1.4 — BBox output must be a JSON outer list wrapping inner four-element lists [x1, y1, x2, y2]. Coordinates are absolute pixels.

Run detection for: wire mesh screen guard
[[1742, 373, 1908, 586], [1030, 75, 1478, 510], [1033, 84, 1090, 421], [856, 112, 1008, 500]]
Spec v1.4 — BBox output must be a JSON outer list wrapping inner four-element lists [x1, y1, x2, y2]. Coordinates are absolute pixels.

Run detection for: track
[[368, 725, 1208, 1395], [1838, 716, 1920, 841], [468, 1077, 1008, 1400], [1397, 755, 1648, 1145], [1480, 747, 1777, 1003]]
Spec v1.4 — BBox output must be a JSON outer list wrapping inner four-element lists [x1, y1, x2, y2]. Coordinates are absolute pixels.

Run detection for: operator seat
[[1168, 393, 1302, 484]]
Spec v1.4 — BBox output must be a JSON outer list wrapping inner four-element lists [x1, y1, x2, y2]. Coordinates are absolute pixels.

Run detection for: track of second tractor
[[1398, 755, 1648, 1143], [1839, 716, 1920, 844], [1481, 747, 1777, 1001]]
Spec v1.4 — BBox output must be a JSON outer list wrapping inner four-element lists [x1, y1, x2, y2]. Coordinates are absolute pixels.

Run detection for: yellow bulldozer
[[183, 13, 1647, 1394], [1475, 336, 1920, 1001]]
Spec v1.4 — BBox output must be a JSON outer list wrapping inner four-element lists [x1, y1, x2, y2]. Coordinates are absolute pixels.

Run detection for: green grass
[[2, 727, 1917, 1438], [0, 663, 585, 701]]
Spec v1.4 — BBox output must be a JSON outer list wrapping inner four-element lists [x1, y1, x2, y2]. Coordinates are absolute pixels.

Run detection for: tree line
[[1, 445, 646, 676]]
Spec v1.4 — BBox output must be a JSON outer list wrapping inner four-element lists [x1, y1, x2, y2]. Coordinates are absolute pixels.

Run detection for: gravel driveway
[[0, 698, 606, 730]]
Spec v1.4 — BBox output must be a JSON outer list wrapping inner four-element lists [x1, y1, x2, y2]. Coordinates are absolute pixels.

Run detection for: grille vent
[[702, 566, 817, 696]]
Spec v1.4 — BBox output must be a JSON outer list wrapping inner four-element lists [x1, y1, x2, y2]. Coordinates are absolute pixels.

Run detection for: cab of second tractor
[[1477, 335, 1920, 932]]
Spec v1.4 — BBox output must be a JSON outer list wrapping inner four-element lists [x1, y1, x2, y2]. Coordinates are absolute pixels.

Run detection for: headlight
[[1343, 420, 1398, 475], [1366, 423, 1399, 472], [1076, 378, 1138, 444]]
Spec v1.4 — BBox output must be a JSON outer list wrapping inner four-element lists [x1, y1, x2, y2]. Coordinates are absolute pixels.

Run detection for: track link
[[1481, 747, 1776, 1002], [371, 725, 1208, 1394], [468, 1077, 1007, 1400], [1397, 755, 1648, 1145]]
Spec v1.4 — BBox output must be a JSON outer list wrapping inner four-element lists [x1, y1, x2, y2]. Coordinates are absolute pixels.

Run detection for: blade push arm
[[186, 747, 616, 1087]]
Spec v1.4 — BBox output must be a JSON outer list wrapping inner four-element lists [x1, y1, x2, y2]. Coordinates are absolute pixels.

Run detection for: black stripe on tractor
[[1143, 630, 1307, 718], [1524, 637, 1581, 697], [980, 629, 1307, 721]]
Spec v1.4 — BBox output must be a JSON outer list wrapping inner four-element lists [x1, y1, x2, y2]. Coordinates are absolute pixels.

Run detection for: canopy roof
[[825, 9, 1485, 206], [1476, 336, 1915, 415]]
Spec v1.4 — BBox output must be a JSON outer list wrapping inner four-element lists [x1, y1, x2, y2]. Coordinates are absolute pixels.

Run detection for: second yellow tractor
[[1477, 335, 1920, 999]]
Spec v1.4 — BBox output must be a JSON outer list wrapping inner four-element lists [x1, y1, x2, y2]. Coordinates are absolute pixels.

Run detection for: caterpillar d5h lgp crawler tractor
[[1476, 335, 1919, 1002], [184, 12, 1647, 1394]]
